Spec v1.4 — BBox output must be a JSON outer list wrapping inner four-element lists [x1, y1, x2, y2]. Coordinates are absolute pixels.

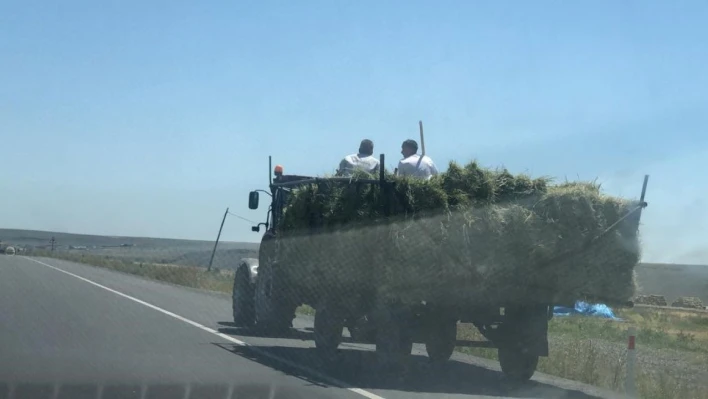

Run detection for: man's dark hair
[[402, 139, 418, 152], [359, 139, 374, 156]]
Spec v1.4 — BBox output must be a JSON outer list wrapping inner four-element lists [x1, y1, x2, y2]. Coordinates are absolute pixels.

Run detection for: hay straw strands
[[274, 161, 641, 307]]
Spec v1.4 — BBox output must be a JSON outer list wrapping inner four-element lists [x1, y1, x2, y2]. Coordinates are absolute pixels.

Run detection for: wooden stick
[[419, 120, 426, 157]]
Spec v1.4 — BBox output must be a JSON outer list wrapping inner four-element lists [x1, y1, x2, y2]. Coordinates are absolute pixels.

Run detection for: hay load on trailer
[[234, 142, 649, 381], [275, 161, 643, 307]]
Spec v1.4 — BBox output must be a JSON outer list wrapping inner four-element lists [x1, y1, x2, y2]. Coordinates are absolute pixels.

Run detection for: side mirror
[[251, 225, 260, 232], [248, 191, 259, 210]]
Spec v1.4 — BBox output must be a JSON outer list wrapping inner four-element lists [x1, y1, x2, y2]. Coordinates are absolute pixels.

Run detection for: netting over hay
[[274, 162, 642, 307]]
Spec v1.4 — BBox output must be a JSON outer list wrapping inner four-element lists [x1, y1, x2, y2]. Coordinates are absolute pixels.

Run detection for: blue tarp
[[553, 301, 620, 320]]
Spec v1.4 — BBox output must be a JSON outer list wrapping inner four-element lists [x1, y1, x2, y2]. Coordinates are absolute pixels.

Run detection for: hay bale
[[381, 182, 639, 306], [275, 161, 642, 307], [634, 294, 668, 306], [671, 296, 704, 310]]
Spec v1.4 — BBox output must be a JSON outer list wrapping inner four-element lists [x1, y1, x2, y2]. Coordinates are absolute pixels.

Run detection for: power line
[[227, 211, 257, 224]]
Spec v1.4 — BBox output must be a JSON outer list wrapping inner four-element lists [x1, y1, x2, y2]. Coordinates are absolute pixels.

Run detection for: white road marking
[[24, 257, 386, 399]]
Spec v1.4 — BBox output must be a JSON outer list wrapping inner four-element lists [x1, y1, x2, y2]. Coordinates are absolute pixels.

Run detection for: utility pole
[[50, 237, 56, 251], [207, 207, 229, 272]]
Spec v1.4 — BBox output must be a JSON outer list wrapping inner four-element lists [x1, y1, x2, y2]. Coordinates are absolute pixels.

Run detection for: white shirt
[[338, 153, 380, 176], [397, 154, 439, 180]]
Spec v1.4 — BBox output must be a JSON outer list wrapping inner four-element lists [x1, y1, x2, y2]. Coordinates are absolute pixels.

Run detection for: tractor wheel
[[254, 261, 295, 333], [254, 232, 294, 333], [232, 266, 255, 326]]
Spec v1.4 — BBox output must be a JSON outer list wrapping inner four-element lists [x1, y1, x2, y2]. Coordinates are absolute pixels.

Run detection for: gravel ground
[[548, 334, 708, 389]]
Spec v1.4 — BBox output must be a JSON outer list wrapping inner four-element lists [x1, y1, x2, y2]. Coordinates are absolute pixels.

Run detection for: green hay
[[274, 161, 641, 307], [390, 183, 640, 306]]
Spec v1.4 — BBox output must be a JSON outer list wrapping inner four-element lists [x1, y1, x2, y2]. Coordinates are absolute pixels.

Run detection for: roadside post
[[208, 207, 229, 272], [625, 326, 637, 397]]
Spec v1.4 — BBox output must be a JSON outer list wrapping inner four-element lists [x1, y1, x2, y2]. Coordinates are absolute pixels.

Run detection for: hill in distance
[[0, 228, 259, 271], [0, 228, 258, 249]]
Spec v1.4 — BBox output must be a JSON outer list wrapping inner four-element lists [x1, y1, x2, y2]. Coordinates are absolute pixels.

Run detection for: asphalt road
[[0, 255, 626, 399]]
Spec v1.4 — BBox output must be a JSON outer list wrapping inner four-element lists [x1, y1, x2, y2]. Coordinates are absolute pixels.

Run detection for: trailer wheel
[[377, 331, 413, 370], [347, 316, 377, 343], [232, 266, 255, 326], [498, 347, 539, 382], [375, 305, 413, 371], [425, 319, 457, 365], [314, 303, 344, 362]]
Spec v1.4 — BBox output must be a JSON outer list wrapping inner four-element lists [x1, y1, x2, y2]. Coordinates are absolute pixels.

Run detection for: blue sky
[[1, 0, 707, 264]]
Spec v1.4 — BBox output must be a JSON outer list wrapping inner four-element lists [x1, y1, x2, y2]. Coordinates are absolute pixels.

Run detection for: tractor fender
[[238, 258, 259, 284]]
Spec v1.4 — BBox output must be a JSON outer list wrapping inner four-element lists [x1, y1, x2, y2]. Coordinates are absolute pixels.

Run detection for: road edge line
[[23, 256, 385, 399]]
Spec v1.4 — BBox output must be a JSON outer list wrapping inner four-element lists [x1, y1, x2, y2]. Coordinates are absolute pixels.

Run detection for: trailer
[[232, 154, 649, 380]]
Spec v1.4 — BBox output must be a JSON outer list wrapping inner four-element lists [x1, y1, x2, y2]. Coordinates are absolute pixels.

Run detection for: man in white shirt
[[337, 139, 380, 177], [396, 139, 439, 180]]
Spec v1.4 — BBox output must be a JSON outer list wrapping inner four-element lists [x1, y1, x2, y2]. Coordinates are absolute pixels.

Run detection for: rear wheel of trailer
[[374, 303, 413, 371], [424, 317, 458, 365], [314, 301, 345, 362], [498, 347, 539, 382]]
